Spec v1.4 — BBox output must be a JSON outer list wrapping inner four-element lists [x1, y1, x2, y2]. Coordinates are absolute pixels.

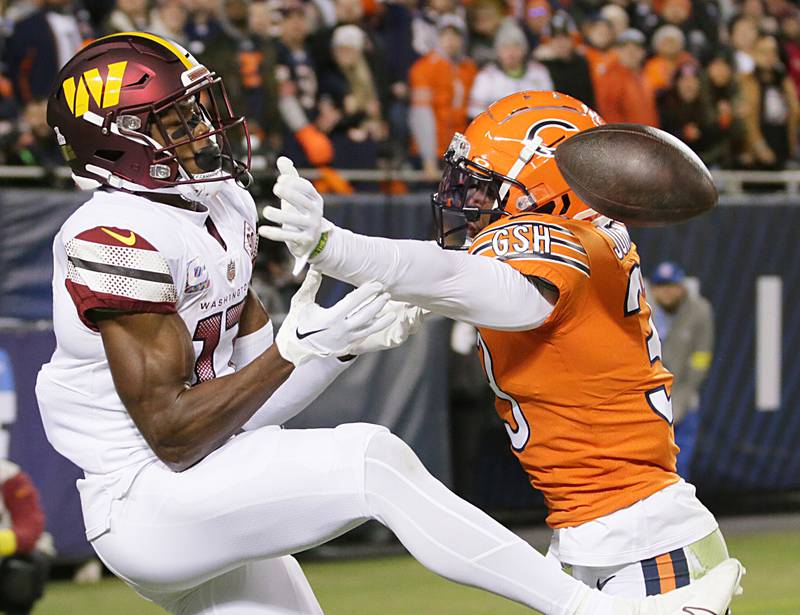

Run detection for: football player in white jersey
[[37, 34, 740, 615]]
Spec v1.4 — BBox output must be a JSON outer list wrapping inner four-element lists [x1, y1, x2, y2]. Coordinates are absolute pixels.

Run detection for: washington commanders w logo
[[62, 61, 128, 117]]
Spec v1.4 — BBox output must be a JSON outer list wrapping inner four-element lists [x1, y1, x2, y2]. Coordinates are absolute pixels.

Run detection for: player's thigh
[[165, 556, 323, 615], [572, 529, 730, 599], [93, 423, 387, 591]]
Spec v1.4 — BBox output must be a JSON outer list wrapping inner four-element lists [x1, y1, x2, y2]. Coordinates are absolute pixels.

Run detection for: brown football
[[554, 123, 718, 226]]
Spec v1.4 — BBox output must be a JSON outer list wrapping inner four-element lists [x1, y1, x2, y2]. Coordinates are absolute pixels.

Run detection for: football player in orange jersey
[[261, 90, 743, 609]]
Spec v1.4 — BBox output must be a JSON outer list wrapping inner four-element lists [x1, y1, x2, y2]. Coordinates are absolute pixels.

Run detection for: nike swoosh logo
[[682, 607, 717, 615], [596, 576, 615, 591], [101, 227, 136, 246], [296, 327, 327, 340]]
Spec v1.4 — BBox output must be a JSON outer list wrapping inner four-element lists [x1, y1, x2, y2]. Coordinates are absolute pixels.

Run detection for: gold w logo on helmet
[[62, 61, 128, 117]]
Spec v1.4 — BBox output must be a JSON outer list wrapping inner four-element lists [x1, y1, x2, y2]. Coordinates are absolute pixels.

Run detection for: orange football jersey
[[468, 212, 679, 529]]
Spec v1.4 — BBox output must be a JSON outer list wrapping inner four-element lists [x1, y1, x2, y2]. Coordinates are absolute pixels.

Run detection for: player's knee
[[365, 431, 429, 480]]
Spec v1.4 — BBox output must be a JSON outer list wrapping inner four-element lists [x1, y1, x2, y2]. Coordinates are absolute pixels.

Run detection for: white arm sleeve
[[232, 322, 353, 429], [312, 227, 554, 331]]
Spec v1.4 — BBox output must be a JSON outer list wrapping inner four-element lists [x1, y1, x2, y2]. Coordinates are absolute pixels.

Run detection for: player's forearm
[[243, 355, 353, 430], [312, 226, 553, 330], [232, 320, 352, 428], [144, 346, 294, 472]]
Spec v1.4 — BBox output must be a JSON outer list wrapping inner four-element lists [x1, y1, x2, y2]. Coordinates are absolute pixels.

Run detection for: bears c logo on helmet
[[525, 119, 580, 158]]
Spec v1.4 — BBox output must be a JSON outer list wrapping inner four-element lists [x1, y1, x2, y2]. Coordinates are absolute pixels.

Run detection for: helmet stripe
[[93, 32, 195, 69]]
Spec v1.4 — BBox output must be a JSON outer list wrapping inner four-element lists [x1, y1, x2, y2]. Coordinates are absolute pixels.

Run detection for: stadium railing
[[3, 166, 800, 194]]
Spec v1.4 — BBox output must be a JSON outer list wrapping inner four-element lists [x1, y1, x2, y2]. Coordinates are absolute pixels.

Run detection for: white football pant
[[90, 423, 603, 615]]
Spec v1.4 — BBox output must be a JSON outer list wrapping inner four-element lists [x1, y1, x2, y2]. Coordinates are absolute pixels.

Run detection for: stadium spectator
[[466, 0, 506, 67], [738, 0, 778, 35], [311, 0, 371, 74], [649, 262, 714, 480], [657, 62, 724, 165], [0, 459, 49, 615], [781, 9, 800, 94], [409, 15, 476, 180], [196, 0, 280, 158], [274, 1, 333, 168], [730, 14, 759, 75], [5, 98, 62, 168], [643, 24, 693, 94], [181, 0, 223, 53], [537, 11, 596, 109], [739, 34, 800, 169], [99, 0, 150, 35], [581, 16, 617, 87], [182, 0, 224, 53], [410, 0, 463, 56], [595, 28, 660, 126], [318, 24, 387, 170], [704, 49, 747, 168], [4, 0, 87, 105], [521, 0, 552, 50], [653, 0, 717, 59], [372, 0, 417, 172], [467, 19, 553, 119], [148, 0, 189, 45], [599, 3, 629, 39]]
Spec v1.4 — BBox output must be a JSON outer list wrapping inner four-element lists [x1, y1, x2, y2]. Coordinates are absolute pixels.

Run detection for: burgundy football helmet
[[47, 32, 251, 198]]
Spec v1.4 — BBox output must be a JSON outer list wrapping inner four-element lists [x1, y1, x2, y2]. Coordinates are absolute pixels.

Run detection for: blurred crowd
[[3, 0, 800, 191]]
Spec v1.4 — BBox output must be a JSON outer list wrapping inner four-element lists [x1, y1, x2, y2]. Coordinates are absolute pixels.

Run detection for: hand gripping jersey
[[36, 181, 259, 487], [468, 212, 679, 529]]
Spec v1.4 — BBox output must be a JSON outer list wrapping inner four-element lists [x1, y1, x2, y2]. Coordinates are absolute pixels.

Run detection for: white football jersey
[[36, 181, 259, 484]]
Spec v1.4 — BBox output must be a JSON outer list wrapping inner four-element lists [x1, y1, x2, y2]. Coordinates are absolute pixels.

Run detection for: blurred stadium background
[[2, 0, 800, 613]]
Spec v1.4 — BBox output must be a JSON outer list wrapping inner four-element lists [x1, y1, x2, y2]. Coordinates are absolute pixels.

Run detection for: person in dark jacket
[[538, 11, 596, 109], [657, 61, 724, 165]]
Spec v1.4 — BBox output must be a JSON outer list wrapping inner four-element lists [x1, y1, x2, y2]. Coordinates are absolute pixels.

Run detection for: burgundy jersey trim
[[66, 279, 177, 331]]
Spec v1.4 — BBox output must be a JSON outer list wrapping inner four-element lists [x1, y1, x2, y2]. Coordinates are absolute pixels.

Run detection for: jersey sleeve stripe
[[68, 256, 174, 285], [66, 238, 172, 275], [500, 252, 591, 276], [67, 261, 178, 303]]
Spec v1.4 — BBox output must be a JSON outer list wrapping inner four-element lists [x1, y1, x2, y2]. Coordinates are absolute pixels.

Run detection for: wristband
[[310, 231, 329, 259]]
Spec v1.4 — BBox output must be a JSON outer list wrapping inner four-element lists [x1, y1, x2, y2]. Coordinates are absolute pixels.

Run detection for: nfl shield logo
[[227, 260, 236, 281]]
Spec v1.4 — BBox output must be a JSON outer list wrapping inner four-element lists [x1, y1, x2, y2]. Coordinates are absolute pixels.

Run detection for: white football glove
[[348, 301, 430, 355], [259, 156, 332, 275], [277, 268, 397, 366]]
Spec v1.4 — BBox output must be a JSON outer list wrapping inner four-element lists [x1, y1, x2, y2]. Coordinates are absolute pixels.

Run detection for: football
[[554, 123, 718, 226]]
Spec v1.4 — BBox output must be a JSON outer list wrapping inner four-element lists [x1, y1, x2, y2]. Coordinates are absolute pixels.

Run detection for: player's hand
[[348, 300, 429, 355], [259, 156, 332, 275], [276, 268, 397, 366]]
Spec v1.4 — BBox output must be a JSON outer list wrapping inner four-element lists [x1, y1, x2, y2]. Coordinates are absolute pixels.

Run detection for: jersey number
[[192, 299, 246, 383], [477, 333, 530, 451], [625, 265, 673, 424]]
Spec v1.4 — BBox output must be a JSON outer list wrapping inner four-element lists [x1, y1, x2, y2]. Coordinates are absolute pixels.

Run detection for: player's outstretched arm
[[95, 271, 394, 472], [260, 158, 554, 331]]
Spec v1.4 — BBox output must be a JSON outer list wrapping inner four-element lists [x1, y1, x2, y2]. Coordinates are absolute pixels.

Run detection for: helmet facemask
[[121, 71, 251, 200], [432, 134, 533, 250]]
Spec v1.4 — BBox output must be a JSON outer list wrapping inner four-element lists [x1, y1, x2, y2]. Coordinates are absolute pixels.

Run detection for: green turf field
[[34, 530, 800, 615]]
